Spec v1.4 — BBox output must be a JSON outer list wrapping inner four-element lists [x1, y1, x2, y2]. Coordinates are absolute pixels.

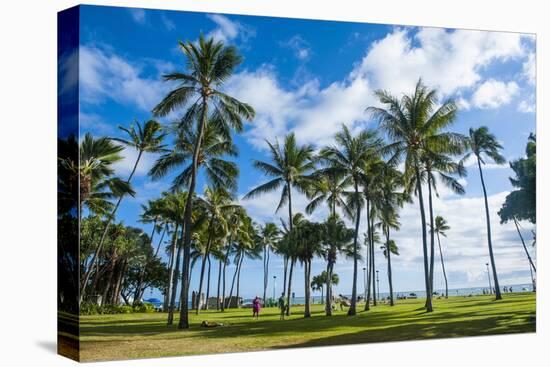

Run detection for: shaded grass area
[[79, 292, 535, 361]]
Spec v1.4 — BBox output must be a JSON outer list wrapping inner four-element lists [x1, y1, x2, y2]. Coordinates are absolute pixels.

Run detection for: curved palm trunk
[[205, 255, 212, 310], [165, 223, 179, 312], [262, 246, 270, 303], [365, 199, 372, 311], [370, 207, 377, 307], [286, 182, 294, 316], [80, 150, 143, 304], [513, 217, 536, 291], [216, 258, 222, 310], [286, 259, 295, 316], [226, 251, 240, 308], [178, 101, 209, 329], [235, 251, 245, 304], [436, 232, 449, 298], [477, 157, 502, 300], [385, 227, 394, 306], [304, 260, 312, 318], [221, 240, 231, 311], [325, 260, 334, 315], [196, 219, 214, 314], [428, 174, 436, 299], [167, 236, 183, 325], [136, 224, 167, 304], [415, 164, 433, 312], [348, 183, 361, 316], [282, 256, 288, 297]]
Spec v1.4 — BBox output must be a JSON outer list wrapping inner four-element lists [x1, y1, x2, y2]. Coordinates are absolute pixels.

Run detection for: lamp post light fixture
[[486, 263, 492, 295]]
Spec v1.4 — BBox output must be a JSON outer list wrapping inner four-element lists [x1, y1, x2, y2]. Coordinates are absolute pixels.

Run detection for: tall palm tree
[[244, 133, 315, 315], [194, 187, 238, 314], [295, 220, 323, 317], [462, 126, 506, 300], [80, 120, 165, 303], [258, 223, 281, 303], [319, 125, 382, 316], [432, 215, 450, 298], [152, 36, 254, 329], [368, 79, 462, 312]]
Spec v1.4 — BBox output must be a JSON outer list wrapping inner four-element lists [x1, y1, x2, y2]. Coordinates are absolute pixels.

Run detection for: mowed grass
[[79, 292, 535, 361]]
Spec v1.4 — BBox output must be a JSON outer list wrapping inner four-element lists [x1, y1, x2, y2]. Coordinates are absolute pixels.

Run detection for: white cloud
[[471, 79, 519, 109], [353, 28, 524, 96], [281, 35, 312, 60], [129, 8, 146, 24], [79, 45, 172, 111], [205, 14, 254, 44], [460, 154, 509, 170], [518, 98, 535, 113], [112, 146, 158, 178], [160, 13, 176, 31], [522, 52, 536, 85]]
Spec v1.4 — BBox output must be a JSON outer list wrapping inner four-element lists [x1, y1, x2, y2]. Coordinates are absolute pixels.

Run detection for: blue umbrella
[[145, 298, 162, 303]]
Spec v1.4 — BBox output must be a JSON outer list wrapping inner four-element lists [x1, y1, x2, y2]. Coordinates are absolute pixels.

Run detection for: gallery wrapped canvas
[[58, 4, 536, 362]]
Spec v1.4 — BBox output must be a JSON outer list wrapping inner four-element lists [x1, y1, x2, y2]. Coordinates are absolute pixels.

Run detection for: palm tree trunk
[[304, 260, 311, 318], [283, 256, 288, 297], [286, 258, 295, 316], [477, 157, 502, 300], [513, 217, 536, 290], [165, 223, 179, 312], [205, 255, 212, 310], [386, 227, 394, 306], [196, 219, 214, 314], [348, 183, 361, 316], [370, 208, 377, 307], [80, 149, 143, 304], [236, 251, 245, 305], [167, 238, 183, 325], [415, 164, 433, 312], [365, 198, 372, 311], [221, 239, 231, 311], [436, 232, 449, 298], [286, 181, 295, 316], [427, 172, 436, 304], [325, 260, 333, 315], [263, 246, 268, 303], [216, 258, 222, 310], [226, 251, 240, 308], [178, 100, 209, 329]]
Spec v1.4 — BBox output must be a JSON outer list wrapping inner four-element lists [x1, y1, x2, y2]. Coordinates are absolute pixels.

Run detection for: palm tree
[[80, 120, 165, 303], [258, 223, 281, 303], [319, 125, 382, 316], [311, 274, 324, 303], [462, 126, 506, 300], [194, 187, 238, 314], [319, 215, 354, 315], [244, 133, 315, 315], [368, 79, 462, 312], [432, 215, 450, 298], [152, 36, 254, 329], [295, 220, 323, 317]]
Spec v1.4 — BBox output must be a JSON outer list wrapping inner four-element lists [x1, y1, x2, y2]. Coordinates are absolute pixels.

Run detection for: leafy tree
[[153, 36, 255, 329], [462, 126, 506, 300], [431, 215, 450, 298], [258, 223, 281, 304]]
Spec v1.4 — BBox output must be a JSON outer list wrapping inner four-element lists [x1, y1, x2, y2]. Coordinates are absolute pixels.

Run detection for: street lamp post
[[362, 267, 367, 301], [273, 276, 277, 300], [486, 263, 492, 295], [376, 270, 380, 301]]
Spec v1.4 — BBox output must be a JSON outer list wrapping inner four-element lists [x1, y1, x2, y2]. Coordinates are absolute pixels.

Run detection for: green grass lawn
[[78, 292, 535, 361]]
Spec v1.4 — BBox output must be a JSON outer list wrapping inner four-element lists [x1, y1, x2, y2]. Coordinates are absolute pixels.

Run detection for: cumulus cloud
[[517, 98, 535, 113], [471, 79, 519, 109], [79, 45, 173, 111], [205, 14, 255, 44], [353, 28, 524, 96], [522, 52, 536, 85], [112, 146, 158, 178]]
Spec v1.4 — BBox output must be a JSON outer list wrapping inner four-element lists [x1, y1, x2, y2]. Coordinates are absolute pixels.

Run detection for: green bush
[[79, 302, 155, 315]]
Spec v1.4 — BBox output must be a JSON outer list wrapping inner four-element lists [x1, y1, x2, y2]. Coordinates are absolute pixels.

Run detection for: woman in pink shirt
[[252, 296, 261, 319]]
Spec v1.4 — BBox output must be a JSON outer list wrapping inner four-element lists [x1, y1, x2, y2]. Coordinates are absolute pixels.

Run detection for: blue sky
[[75, 5, 536, 300]]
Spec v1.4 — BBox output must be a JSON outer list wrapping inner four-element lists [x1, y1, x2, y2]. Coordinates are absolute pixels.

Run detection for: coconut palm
[[319, 125, 382, 316], [295, 220, 323, 317], [462, 126, 506, 300], [244, 133, 315, 315], [258, 223, 281, 303], [152, 35, 254, 329], [319, 215, 354, 315], [194, 187, 239, 314], [432, 215, 450, 298], [80, 120, 165, 303], [368, 79, 462, 312]]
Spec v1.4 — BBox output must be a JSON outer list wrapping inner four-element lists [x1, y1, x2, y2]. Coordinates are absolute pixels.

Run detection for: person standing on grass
[[253, 296, 261, 319], [278, 293, 286, 320]]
